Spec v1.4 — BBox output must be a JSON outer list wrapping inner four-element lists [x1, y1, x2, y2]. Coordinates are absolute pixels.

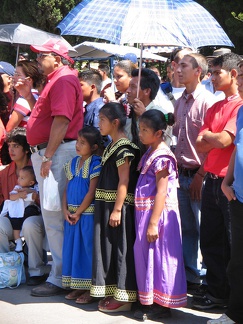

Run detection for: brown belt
[[178, 166, 199, 178]]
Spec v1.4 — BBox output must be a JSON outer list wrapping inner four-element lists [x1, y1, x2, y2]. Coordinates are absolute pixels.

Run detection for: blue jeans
[[200, 176, 231, 300], [178, 173, 204, 283]]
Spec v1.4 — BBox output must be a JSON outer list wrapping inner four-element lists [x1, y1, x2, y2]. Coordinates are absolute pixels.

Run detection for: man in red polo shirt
[[18, 38, 83, 296], [194, 53, 243, 310]]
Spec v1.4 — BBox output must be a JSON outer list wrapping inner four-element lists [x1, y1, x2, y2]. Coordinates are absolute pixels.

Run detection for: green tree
[[196, 0, 243, 55], [0, 0, 80, 63]]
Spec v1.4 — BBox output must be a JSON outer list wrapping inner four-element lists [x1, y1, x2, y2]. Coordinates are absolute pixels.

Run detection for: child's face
[[76, 135, 92, 157], [8, 142, 27, 162], [18, 170, 35, 188], [99, 113, 113, 136], [79, 79, 92, 102], [138, 121, 158, 145]]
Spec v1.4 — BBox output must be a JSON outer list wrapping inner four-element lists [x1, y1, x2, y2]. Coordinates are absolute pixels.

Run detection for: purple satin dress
[[134, 145, 187, 308]]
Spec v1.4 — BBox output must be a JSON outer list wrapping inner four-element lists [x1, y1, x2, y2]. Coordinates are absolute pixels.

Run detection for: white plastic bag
[[43, 170, 62, 211]]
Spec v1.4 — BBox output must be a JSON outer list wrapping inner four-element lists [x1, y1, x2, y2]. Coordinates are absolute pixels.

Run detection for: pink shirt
[[199, 95, 243, 177], [27, 66, 83, 146], [173, 86, 215, 168], [12, 90, 39, 128]]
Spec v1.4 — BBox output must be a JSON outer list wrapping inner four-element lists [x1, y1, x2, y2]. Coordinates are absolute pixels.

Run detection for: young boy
[[207, 60, 243, 324], [78, 69, 104, 129], [194, 53, 243, 310]]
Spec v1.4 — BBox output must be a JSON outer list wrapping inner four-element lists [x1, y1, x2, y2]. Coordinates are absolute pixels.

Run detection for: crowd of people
[[0, 37, 243, 324]]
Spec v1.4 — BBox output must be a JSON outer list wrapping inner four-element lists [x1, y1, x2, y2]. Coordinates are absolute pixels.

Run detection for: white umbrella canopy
[[0, 23, 77, 64], [73, 41, 167, 61]]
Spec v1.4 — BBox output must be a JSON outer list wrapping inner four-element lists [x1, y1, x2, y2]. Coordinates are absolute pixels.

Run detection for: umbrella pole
[[136, 43, 143, 98], [109, 56, 116, 93], [15, 45, 20, 67]]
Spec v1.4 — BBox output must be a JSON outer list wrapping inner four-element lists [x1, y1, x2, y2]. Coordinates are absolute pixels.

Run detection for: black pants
[[7, 205, 40, 230], [226, 199, 243, 323], [200, 177, 231, 300]]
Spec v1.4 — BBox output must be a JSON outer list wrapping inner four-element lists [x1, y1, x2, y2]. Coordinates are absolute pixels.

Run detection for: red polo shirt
[[199, 95, 243, 177], [27, 66, 83, 146]]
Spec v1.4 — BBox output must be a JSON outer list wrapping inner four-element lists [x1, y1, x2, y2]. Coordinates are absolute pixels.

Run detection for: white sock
[[15, 238, 23, 252]]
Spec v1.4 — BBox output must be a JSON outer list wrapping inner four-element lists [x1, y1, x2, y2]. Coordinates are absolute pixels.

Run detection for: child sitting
[[0, 166, 40, 252]]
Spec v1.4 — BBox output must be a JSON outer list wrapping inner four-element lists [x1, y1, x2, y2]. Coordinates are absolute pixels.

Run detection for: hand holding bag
[[0, 252, 26, 289], [43, 170, 62, 211]]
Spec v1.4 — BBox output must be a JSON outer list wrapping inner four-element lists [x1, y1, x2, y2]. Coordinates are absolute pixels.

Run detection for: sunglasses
[[37, 53, 56, 59]]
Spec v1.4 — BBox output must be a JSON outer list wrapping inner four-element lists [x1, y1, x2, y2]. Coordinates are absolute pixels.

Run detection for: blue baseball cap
[[123, 53, 138, 64], [0, 61, 15, 76]]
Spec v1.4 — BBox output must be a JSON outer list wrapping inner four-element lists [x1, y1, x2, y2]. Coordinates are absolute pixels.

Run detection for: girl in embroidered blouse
[[90, 102, 140, 313], [133, 109, 187, 321], [62, 126, 102, 304]]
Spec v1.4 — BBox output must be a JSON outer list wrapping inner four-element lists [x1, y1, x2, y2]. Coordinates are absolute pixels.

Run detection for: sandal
[[98, 296, 113, 308], [65, 289, 86, 300], [134, 304, 171, 320], [98, 297, 132, 313], [75, 291, 96, 304]]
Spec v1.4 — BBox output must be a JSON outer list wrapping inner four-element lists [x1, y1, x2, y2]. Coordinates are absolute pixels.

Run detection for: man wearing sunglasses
[[17, 38, 83, 297]]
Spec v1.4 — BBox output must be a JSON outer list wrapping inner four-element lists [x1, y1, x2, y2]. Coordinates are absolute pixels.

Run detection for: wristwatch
[[42, 156, 52, 162]]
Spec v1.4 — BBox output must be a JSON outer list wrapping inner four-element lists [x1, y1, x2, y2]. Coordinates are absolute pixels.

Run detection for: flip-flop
[[65, 289, 86, 300], [75, 291, 96, 304]]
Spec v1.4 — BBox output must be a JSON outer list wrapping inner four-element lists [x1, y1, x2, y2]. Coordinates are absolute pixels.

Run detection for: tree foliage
[[196, 0, 243, 55], [0, 0, 80, 63], [231, 12, 243, 23]]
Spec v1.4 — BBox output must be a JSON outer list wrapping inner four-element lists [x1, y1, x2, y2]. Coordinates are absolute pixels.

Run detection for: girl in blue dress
[[62, 126, 102, 304]]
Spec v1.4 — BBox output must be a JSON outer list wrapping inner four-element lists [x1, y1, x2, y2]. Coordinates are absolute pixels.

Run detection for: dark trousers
[[200, 177, 231, 300], [8, 205, 40, 230], [226, 199, 243, 323]]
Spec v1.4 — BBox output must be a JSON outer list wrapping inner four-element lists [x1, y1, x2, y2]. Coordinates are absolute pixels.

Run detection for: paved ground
[[0, 282, 225, 324]]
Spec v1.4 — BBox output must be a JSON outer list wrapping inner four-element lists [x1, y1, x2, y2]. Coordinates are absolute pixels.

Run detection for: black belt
[[178, 166, 199, 177], [30, 139, 74, 154], [207, 172, 224, 180]]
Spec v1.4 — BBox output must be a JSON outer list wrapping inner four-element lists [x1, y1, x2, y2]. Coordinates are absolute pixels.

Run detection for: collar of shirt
[[227, 92, 240, 102], [182, 84, 205, 101]]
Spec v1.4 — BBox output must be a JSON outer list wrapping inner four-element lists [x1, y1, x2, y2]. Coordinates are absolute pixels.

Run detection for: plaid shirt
[[173, 85, 215, 168]]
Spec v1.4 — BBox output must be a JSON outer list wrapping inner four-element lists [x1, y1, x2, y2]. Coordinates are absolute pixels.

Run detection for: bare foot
[[65, 289, 86, 300], [75, 291, 95, 304]]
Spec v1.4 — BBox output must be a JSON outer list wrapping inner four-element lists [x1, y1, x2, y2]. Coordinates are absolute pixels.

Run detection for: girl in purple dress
[[134, 110, 187, 321]]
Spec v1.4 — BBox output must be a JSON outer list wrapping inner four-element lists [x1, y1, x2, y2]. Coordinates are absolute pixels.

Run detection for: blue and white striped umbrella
[[57, 0, 234, 49]]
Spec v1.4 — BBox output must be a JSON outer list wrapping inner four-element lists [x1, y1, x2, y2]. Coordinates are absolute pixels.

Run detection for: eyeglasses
[[13, 72, 26, 79], [37, 53, 56, 59]]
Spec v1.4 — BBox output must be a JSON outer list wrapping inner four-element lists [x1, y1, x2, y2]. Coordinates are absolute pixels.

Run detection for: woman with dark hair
[[0, 127, 47, 286], [6, 60, 45, 132], [104, 60, 136, 104], [104, 60, 142, 148]]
